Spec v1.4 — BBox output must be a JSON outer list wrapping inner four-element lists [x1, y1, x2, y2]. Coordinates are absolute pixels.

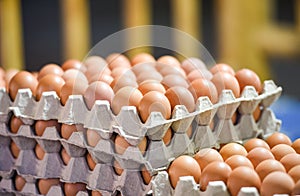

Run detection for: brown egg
[[260, 171, 294, 196], [292, 180, 300, 195], [10, 115, 24, 133], [181, 57, 207, 74], [35, 120, 60, 136], [86, 153, 96, 170], [200, 161, 232, 191], [89, 73, 114, 85], [219, 143, 247, 161], [161, 74, 189, 89], [141, 166, 152, 185], [138, 91, 171, 122], [131, 53, 156, 66], [210, 63, 235, 75], [61, 124, 77, 140], [35, 144, 45, 160], [168, 155, 201, 188], [138, 80, 166, 95], [115, 135, 147, 155], [165, 86, 195, 113], [227, 166, 261, 196], [266, 132, 292, 148], [136, 71, 163, 84], [243, 138, 270, 152], [225, 155, 254, 170], [255, 159, 286, 181], [10, 141, 20, 158], [113, 160, 124, 175], [61, 59, 86, 72], [157, 55, 180, 68], [111, 86, 143, 115], [131, 62, 156, 75], [38, 178, 60, 195], [271, 144, 296, 161], [162, 128, 173, 145], [9, 71, 38, 100], [15, 175, 26, 191], [288, 165, 300, 183], [111, 75, 138, 93], [63, 182, 86, 196], [111, 67, 136, 80], [194, 148, 223, 171], [187, 69, 213, 82], [235, 68, 262, 94], [159, 66, 186, 77], [5, 69, 19, 89], [280, 153, 300, 172], [188, 78, 218, 104], [38, 64, 64, 80], [247, 147, 274, 168], [35, 74, 65, 101], [84, 56, 111, 80], [86, 129, 101, 147], [62, 69, 88, 83], [61, 148, 71, 165], [253, 106, 262, 122], [106, 53, 131, 70], [91, 191, 103, 196], [84, 81, 114, 110], [60, 79, 88, 105], [211, 71, 240, 98], [292, 138, 300, 153]]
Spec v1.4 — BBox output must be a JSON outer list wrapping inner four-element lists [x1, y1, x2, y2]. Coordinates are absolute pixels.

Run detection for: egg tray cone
[[0, 80, 282, 195]]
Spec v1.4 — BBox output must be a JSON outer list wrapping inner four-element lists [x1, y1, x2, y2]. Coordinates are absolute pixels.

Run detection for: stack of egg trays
[[0, 80, 282, 195]]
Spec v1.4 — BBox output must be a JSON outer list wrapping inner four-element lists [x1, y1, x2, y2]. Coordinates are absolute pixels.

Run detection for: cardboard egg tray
[[0, 80, 282, 195]]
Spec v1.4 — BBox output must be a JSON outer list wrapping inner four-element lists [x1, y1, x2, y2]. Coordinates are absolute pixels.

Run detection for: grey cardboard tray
[[0, 80, 283, 195]]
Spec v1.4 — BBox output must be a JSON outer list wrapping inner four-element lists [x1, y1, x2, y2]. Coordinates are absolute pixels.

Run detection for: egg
[[131, 53, 156, 65], [168, 155, 201, 188], [61, 124, 77, 140], [292, 138, 300, 153], [141, 166, 152, 185], [161, 74, 189, 89], [10, 115, 24, 134], [35, 120, 60, 136], [292, 180, 300, 195], [89, 73, 114, 85], [181, 57, 207, 74], [235, 68, 262, 94], [271, 144, 296, 161], [61, 148, 71, 165], [157, 55, 181, 68], [138, 91, 171, 122], [260, 171, 294, 196], [210, 63, 235, 75], [159, 66, 186, 77], [86, 153, 96, 170], [247, 147, 274, 168], [266, 132, 292, 148], [15, 175, 26, 191], [199, 161, 232, 191], [136, 71, 163, 84], [115, 135, 147, 155], [162, 128, 173, 145], [255, 159, 286, 181], [8, 71, 38, 100], [138, 80, 166, 95], [187, 69, 213, 82], [62, 69, 88, 83], [165, 86, 195, 113], [225, 155, 254, 170], [243, 138, 270, 152], [5, 69, 19, 89], [188, 78, 218, 104], [253, 106, 262, 122], [280, 153, 300, 172], [35, 144, 45, 160], [60, 79, 88, 105], [211, 71, 240, 98], [227, 166, 261, 196], [111, 86, 143, 115], [113, 160, 124, 175], [111, 67, 136, 80], [91, 191, 103, 196], [61, 59, 86, 72], [194, 148, 223, 171], [38, 63, 64, 80], [38, 178, 60, 195], [131, 62, 156, 75], [288, 165, 300, 183], [111, 75, 138, 93], [84, 56, 111, 79], [106, 53, 131, 70], [63, 182, 86, 196], [86, 129, 101, 147], [84, 81, 114, 110], [219, 143, 247, 161], [35, 74, 65, 101], [10, 140, 20, 158]]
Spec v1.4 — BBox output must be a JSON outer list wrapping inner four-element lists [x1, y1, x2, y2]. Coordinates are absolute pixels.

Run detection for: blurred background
[[0, 0, 299, 138]]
